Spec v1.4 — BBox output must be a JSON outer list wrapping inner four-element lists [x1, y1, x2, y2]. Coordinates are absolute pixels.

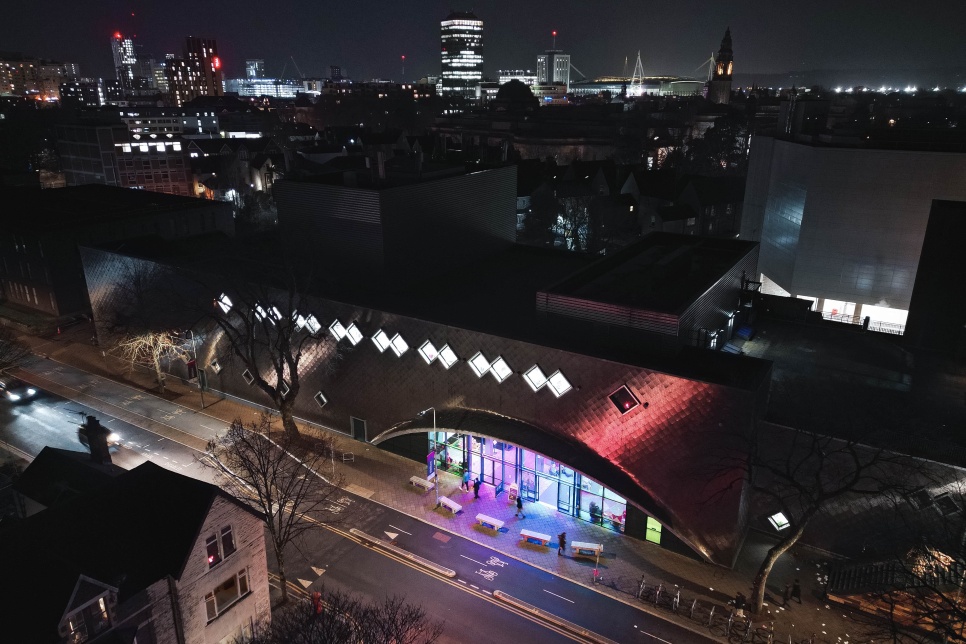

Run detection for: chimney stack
[[81, 415, 112, 465]]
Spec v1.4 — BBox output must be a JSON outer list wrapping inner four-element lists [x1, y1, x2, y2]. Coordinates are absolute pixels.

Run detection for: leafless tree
[[201, 413, 349, 605], [183, 245, 341, 439], [0, 327, 31, 374], [241, 587, 444, 644], [110, 330, 191, 395]]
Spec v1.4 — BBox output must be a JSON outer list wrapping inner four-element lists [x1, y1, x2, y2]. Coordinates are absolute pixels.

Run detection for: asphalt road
[[7, 355, 715, 643]]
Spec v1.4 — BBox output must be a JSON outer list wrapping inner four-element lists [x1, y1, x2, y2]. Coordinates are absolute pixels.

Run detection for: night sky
[[5, 1, 965, 83]]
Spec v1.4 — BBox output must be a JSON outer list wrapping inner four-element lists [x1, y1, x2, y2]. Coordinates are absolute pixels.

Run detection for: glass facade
[[429, 431, 628, 534], [440, 14, 483, 95]]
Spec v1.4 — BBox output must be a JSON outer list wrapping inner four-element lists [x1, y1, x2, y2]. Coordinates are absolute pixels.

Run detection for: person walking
[[473, 478, 481, 499], [515, 495, 525, 518], [461, 469, 471, 492], [791, 579, 802, 603], [558, 531, 567, 555], [782, 582, 791, 607]]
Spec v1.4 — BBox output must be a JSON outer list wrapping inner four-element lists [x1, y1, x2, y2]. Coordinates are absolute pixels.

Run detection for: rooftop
[[4, 185, 219, 231]]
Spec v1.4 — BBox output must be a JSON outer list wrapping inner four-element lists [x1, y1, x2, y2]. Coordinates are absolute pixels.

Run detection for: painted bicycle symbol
[[476, 569, 498, 582], [486, 556, 508, 568]]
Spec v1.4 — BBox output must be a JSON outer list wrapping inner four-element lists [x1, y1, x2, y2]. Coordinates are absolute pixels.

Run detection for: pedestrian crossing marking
[[298, 578, 313, 588], [385, 531, 398, 540], [311, 566, 325, 576]]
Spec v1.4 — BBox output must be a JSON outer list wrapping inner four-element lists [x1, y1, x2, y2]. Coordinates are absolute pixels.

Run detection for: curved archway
[[371, 407, 708, 561]]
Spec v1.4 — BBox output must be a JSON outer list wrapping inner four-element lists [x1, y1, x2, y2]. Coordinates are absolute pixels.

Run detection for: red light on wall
[[212, 56, 221, 70]]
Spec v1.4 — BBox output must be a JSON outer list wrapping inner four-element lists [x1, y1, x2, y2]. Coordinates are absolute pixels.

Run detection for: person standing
[[558, 531, 567, 555], [473, 478, 481, 499], [791, 579, 802, 604], [515, 495, 525, 518], [462, 468, 471, 492], [782, 583, 791, 607]]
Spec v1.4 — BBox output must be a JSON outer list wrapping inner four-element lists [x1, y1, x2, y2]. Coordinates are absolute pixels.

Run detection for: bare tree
[[110, 330, 190, 395], [241, 587, 444, 644], [201, 413, 349, 605], [0, 327, 31, 374]]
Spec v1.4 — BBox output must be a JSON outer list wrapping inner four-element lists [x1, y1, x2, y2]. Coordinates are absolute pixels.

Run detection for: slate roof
[[15, 446, 123, 508], [0, 460, 259, 643]]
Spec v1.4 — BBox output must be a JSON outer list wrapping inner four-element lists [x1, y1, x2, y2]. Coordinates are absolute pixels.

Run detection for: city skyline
[[4, 0, 966, 84]]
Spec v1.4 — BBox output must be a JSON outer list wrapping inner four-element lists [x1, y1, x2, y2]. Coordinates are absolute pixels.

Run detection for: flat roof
[[4, 185, 219, 231], [94, 233, 773, 392], [541, 233, 759, 314]]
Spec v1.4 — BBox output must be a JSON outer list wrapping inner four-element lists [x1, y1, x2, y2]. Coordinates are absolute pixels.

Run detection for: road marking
[[470, 584, 479, 589], [542, 589, 574, 603], [311, 566, 325, 576], [388, 524, 411, 535], [457, 579, 467, 585], [297, 578, 313, 589], [460, 555, 487, 566], [200, 424, 219, 431], [385, 531, 399, 540]]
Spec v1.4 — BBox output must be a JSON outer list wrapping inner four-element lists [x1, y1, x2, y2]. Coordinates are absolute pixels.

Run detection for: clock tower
[[707, 28, 734, 105]]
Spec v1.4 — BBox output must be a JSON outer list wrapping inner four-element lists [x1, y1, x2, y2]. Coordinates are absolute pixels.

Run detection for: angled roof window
[[489, 356, 512, 383], [329, 319, 347, 341], [372, 329, 391, 353], [468, 352, 491, 378], [438, 344, 458, 369], [390, 333, 409, 357], [608, 385, 639, 414], [345, 323, 363, 346], [418, 340, 438, 364], [216, 293, 232, 313], [523, 365, 547, 391], [546, 370, 572, 397]]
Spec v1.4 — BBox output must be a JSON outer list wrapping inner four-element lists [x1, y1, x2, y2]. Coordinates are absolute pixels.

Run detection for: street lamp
[[419, 407, 439, 507], [186, 330, 206, 409]]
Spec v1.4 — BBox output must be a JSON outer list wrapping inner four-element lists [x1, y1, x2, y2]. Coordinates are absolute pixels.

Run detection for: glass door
[[557, 481, 574, 514]]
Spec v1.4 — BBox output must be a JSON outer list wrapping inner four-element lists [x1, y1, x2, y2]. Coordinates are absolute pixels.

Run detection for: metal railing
[[819, 311, 905, 336]]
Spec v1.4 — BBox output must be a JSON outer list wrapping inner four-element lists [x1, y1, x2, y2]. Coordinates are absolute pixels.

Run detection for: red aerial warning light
[[552, 30, 557, 37], [113, 31, 122, 39], [401, 55, 406, 60], [212, 56, 221, 70]]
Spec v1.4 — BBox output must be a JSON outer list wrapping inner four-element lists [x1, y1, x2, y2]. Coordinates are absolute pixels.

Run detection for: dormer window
[[63, 595, 112, 643], [206, 525, 236, 568]]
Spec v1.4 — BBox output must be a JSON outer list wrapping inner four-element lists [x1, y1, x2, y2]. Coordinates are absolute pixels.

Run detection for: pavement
[[18, 325, 878, 643]]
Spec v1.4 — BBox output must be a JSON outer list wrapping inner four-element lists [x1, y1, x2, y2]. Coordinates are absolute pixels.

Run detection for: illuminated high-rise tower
[[707, 28, 733, 105], [165, 36, 224, 106], [111, 32, 138, 90], [440, 11, 483, 96]]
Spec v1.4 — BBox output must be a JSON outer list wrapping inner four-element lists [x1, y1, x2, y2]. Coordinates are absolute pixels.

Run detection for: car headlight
[[26, 388, 36, 396], [107, 432, 120, 443], [7, 393, 20, 401]]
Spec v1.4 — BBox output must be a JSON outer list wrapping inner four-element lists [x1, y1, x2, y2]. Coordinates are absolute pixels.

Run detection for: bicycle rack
[[654, 583, 664, 606], [671, 589, 680, 613], [707, 605, 716, 627], [637, 575, 647, 600]]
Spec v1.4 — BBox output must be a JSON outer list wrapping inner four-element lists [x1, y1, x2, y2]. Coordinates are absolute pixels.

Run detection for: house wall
[[174, 496, 270, 644]]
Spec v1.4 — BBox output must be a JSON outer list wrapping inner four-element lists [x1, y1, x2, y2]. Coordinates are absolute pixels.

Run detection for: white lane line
[[542, 589, 574, 603], [388, 524, 412, 535], [470, 584, 479, 590], [200, 424, 219, 431], [481, 590, 492, 595], [460, 555, 487, 566], [636, 629, 672, 644], [457, 579, 467, 585]]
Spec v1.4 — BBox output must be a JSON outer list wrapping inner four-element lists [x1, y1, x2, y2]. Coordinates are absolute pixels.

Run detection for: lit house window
[[523, 365, 548, 391], [438, 344, 458, 369], [372, 330, 391, 352], [205, 569, 250, 621], [390, 333, 409, 357], [546, 370, 572, 397], [418, 340, 438, 364], [468, 352, 491, 377], [489, 357, 512, 383], [206, 525, 237, 568]]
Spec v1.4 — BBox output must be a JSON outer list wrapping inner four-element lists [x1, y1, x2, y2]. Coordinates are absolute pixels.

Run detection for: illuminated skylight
[[438, 344, 458, 369], [468, 352, 491, 378], [216, 293, 232, 313], [345, 323, 363, 346], [390, 333, 409, 357], [489, 357, 512, 383], [768, 512, 790, 531], [314, 391, 327, 408], [303, 314, 321, 335], [546, 370, 572, 397], [209, 359, 222, 374], [279, 381, 290, 397], [523, 365, 547, 391], [372, 329, 391, 352], [418, 340, 438, 364], [329, 319, 347, 341], [242, 369, 254, 385]]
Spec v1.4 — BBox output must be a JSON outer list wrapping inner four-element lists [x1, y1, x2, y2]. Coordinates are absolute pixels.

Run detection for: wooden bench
[[409, 474, 436, 492], [571, 541, 603, 558], [476, 514, 504, 531], [520, 529, 552, 546], [438, 496, 462, 514]]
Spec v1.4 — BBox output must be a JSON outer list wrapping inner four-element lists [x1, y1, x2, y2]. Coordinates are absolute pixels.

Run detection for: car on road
[[0, 377, 37, 403], [78, 426, 121, 451]]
